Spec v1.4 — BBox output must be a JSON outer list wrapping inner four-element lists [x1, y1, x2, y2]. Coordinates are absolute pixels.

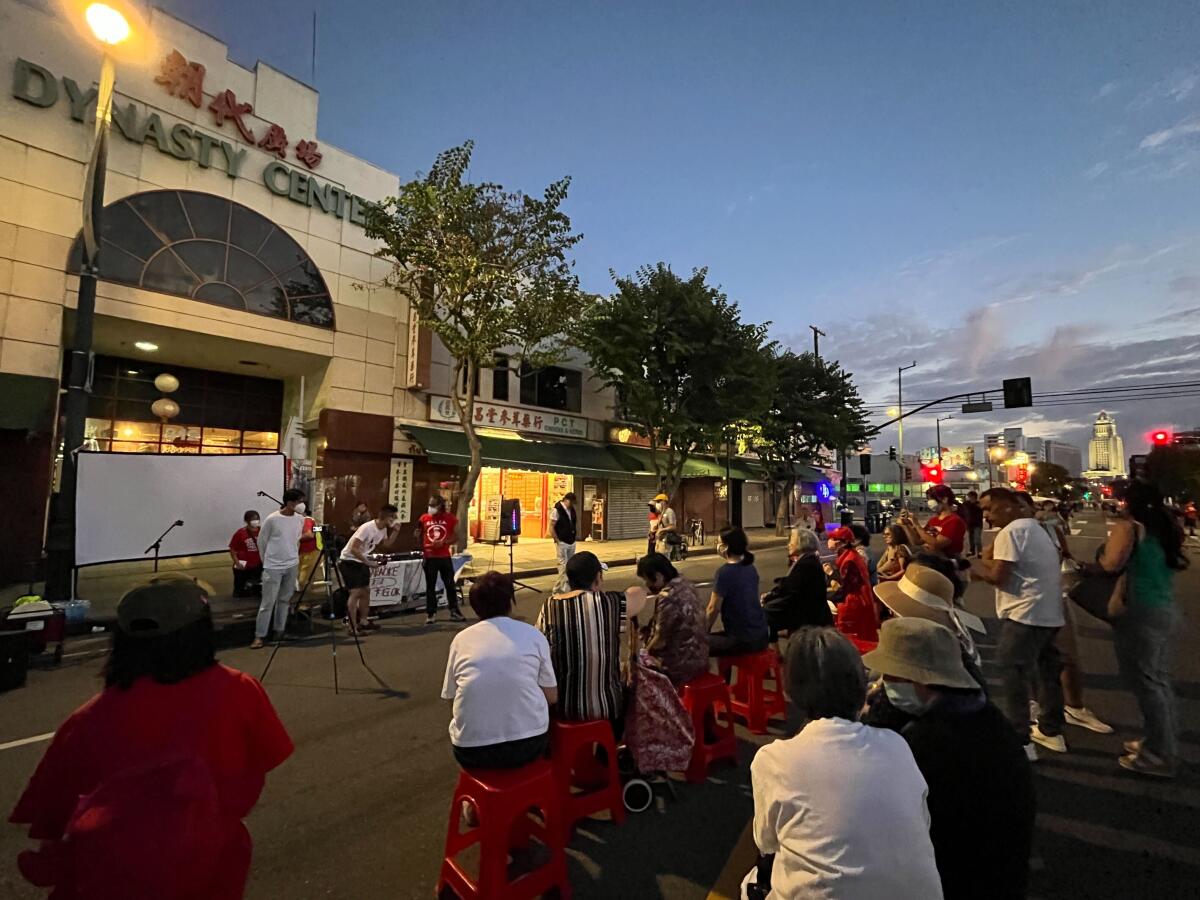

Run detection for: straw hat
[[861, 617, 978, 689], [873, 565, 956, 631]]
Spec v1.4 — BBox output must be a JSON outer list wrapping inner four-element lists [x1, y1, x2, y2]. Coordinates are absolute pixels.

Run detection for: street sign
[[1003, 377, 1033, 409], [962, 401, 993, 413]]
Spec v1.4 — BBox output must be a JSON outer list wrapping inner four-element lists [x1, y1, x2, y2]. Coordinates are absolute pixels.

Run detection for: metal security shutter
[[607, 475, 658, 539]]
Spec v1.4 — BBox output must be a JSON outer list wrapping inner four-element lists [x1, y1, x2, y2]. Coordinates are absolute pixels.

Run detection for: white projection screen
[[75, 452, 287, 566]]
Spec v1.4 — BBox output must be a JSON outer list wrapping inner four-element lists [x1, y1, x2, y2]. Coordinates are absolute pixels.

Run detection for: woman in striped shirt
[[536, 551, 629, 727]]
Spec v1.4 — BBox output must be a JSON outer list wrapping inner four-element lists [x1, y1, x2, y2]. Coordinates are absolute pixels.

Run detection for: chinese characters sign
[[429, 396, 588, 439], [388, 457, 414, 522]]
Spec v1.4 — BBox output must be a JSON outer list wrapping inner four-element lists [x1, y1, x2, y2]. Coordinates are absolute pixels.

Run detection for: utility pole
[[897, 361, 917, 509], [936, 414, 954, 470], [809, 325, 826, 360]]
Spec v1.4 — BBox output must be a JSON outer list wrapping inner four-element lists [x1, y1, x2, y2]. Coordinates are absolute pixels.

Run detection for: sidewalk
[[1, 528, 791, 620]]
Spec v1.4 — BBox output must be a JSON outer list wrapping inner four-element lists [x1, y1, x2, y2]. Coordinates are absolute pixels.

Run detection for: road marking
[[0, 732, 55, 752]]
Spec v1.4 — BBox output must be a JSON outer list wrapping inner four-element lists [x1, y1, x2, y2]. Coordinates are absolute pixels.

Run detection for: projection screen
[[75, 452, 287, 566]]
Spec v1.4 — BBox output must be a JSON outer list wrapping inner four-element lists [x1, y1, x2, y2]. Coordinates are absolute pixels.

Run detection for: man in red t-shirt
[[899, 485, 967, 558], [417, 494, 465, 625], [228, 510, 263, 597]]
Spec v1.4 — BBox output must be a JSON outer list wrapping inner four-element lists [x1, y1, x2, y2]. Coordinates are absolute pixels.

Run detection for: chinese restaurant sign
[[429, 396, 588, 440], [11, 57, 370, 227]]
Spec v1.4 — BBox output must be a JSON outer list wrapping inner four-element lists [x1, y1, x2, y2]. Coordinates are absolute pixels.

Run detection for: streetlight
[[45, 2, 135, 602], [935, 414, 954, 470], [988, 446, 1007, 490], [897, 362, 917, 509]]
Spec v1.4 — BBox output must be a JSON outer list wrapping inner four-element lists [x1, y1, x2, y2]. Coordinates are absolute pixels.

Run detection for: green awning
[[612, 446, 763, 481], [403, 425, 633, 478]]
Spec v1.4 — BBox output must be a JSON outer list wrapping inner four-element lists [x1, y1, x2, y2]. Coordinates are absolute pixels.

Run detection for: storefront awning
[[404, 425, 634, 478], [611, 446, 763, 481]]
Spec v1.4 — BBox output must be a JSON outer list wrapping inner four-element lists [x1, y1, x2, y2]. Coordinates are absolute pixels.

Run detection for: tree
[[580, 264, 771, 501], [365, 142, 585, 545], [1146, 445, 1200, 500], [751, 349, 871, 533], [1029, 462, 1072, 497]]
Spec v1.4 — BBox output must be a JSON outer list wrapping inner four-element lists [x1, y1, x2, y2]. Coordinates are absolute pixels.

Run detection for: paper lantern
[[151, 398, 180, 420], [153, 373, 180, 393]]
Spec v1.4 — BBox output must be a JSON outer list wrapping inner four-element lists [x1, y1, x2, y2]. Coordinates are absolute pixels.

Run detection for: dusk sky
[[156, 0, 1200, 455]]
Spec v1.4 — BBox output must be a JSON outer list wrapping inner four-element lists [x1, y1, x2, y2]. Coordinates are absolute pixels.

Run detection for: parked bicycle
[[687, 517, 706, 547]]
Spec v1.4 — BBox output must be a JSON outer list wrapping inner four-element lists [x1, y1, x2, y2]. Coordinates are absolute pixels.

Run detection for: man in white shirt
[[338, 503, 400, 636], [251, 488, 307, 649], [972, 487, 1067, 758], [546, 491, 578, 591]]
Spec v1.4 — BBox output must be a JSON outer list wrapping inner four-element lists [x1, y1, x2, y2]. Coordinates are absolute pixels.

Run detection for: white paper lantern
[[153, 373, 180, 393], [151, 398, 180, 420]]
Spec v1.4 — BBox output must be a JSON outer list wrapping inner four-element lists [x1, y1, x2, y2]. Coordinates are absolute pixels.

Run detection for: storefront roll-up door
[[741, 481, 766, 529], [607, 475, 659, 539]]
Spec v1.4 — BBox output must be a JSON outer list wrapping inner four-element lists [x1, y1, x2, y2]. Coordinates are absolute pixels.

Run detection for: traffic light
[[920, 463, 943, 484], [1003, 377, 1033, 409], [1150, 430, 1172, 446], [859, 453, 872, 475], [888, 446, 897, 461]]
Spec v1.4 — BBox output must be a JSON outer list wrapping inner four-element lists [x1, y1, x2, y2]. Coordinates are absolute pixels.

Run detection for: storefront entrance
[[470, 467, 574, 542]]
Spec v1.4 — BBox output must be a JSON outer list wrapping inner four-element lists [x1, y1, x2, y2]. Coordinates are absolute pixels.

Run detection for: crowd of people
[[8, 479, 1187, 898]]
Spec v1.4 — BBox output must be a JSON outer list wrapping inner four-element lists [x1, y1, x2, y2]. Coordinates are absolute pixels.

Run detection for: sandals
[[250, 638, 265, 649]]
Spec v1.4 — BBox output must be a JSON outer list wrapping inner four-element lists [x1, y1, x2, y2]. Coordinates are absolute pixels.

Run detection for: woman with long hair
[[1084, 480, 1188, 777], [707, 527, 770, 656], [877, 524, 914, 582]]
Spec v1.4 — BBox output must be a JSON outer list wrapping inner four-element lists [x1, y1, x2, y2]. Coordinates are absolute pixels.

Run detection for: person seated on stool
[[442, 571, 558, 773], [228, 510, 263, 598], [760, 526, 831, 642], [707, 527, 770, 657]]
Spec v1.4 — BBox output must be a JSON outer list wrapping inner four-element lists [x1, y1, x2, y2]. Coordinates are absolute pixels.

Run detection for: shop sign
[[387, 457, 414, 522], [430, 396, 587, 439], [607, 425, 651, 448], [11, 58, 370, 227]]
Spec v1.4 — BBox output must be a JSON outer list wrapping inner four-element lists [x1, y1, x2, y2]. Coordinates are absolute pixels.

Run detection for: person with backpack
[[10, 576, 293, 900]]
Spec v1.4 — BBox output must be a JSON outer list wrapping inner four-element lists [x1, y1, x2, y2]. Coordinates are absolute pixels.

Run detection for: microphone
[[256, 491, 266, 497], [175, 519, 184, 526]]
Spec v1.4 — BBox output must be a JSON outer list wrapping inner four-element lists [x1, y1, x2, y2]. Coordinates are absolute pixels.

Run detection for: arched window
[[69, 190, 335, 328]]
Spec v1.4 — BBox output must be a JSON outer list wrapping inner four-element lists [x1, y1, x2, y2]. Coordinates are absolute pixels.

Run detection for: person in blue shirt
[[707, 527, 770, 657]]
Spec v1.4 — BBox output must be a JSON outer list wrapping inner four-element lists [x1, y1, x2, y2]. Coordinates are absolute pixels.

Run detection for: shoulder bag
[[1067, 526, 1139, 622]]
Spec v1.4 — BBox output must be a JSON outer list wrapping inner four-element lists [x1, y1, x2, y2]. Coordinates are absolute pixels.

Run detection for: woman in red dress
[[827, 526, 880, 643]]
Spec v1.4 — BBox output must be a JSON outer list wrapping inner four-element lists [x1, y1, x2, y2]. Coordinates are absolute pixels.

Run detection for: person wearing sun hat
[[862, 618, 1035, 900], [874, 564, 985, 670]]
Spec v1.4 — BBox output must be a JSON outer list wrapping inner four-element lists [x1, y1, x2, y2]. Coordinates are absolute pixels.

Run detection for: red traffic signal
[[1150, 430, 1172, 446]]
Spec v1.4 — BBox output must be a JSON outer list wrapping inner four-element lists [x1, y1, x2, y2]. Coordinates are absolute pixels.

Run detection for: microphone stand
[[144, 520, 184, 573], [257, 490, 282, 506]]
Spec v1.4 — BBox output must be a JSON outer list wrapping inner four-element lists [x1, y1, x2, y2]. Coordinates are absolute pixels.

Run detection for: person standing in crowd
[[877, 523, 913, 582], [1082, 481, 1188, 777], [960, 490, 984, 558], [349, 500, 372, 530], [795, 505, 815, 534], [338, 504, 400, 636], [296, 500, 320, 588], [1184, 499, 1196, 537], [653, 493, 678, 554], [647, 500, 661, 557], [547, 491, 578, 591], [972, 487, 1066, 759], [707, 527, 770, 656], [635, 553, 709, 686], [827, 525, 880, 643], [251, 488, 306, 650], [442, 572, 557, 770], [899, 485, 967, 560], [863, 618, 1034, 900], [228, 510, 263, 598], [10, 577, 293, 899], [851, 523, 879, 586], [760, 527, 831, 641], [419, 494, 466, 626], [536, 551, 630, 727], [744, 628, 943, 900]]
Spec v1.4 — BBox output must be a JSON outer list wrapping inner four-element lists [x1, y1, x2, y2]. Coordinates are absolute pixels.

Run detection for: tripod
[[504, 536, 540, 594], [260, 537, 371, 694], [144, 519, 184, 572]]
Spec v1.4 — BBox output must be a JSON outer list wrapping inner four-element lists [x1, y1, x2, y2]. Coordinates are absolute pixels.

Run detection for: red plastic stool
[[679, 673, 738, 784], [718, 649, 787, 734], [437, 760, 571, 899], [550, 719, 626, 841]]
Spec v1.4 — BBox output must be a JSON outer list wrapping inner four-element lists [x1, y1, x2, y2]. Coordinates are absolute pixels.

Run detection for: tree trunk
[[774, 477, 794, 535], [452, 358, 480, 550]]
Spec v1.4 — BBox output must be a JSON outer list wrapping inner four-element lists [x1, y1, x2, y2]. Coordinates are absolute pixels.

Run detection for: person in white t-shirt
[[338, 504, 400, 636], [441, 571, 558, 770], [251, 488, 307, 649], [744, 626, 943, 900], [972, 487, 1067, 759]]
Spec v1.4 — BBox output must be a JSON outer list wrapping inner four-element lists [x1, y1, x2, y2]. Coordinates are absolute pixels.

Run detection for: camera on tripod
[[312, 523, 337, 538]]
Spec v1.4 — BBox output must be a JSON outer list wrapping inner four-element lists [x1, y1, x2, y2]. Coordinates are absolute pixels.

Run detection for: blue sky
[[157, 0, 1200, 454]]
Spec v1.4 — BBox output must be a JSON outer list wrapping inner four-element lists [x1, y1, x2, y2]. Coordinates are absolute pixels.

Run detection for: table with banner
[[368, 554, 472, 610]]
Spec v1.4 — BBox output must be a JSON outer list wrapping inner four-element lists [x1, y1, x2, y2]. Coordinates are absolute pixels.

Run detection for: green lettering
[[195, 132, 220, 169], [168, 123, 195, 160], [349, 195, 367, 226], [110, 102, 143, 142], [62, 77, 97, 122], [219, 142, 246, 179], [288, 169, 308, 203], [142, 113, 170, 154], [262, 161, 290, 196], [306, 177, 333, 213], [327, 185, 348, 218], [12, 58, 57, 108]]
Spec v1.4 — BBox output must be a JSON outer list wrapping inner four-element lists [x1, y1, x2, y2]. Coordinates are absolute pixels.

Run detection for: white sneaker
[[1031, 725, 1068, 753], [1065, 706, 1114, 734], [1024, 743, 1038, 762]]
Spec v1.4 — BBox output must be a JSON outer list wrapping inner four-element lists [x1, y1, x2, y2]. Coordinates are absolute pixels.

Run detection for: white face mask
[[248, 519, 260, 529], [428, 505, 439, 515], [295, 502, 306, 515], [884, 681, 928, 715], [927, 499, 940, 511]]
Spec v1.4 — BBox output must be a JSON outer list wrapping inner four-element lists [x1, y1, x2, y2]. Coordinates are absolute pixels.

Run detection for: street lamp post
[[935, 414, 954, 470], [44, 3, 131, 602], [897, 361, 917, 509]]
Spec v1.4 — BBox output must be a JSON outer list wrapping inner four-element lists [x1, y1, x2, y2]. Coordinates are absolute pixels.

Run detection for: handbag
[[1068, 528, 1138, 623]]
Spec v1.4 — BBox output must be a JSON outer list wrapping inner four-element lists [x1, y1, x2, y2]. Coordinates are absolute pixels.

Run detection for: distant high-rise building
[[1043, 440, 1083, 477], [985, 429, 1026, 453], [1024, 437, 1046, 462], [1084, 411, 1126, 479]]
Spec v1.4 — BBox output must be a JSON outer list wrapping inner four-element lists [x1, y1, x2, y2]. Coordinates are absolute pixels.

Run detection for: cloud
[[1139, 116, 1200, 150], [1092, 81, 1119, 102], [1130, 67, 1200, 110], [1082, 161, 1109, 180], [1169, 274, 1200, 296]]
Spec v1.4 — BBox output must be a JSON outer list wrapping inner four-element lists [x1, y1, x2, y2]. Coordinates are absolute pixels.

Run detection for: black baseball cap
[[117, 577, 211, 638]]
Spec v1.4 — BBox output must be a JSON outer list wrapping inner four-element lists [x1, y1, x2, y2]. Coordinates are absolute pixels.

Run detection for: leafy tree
[[1145, 445, 1200, 500], [1029, 462, 1072, 497], [580, 264, 771, 501], [752, 349, 871, 533], [365, 142, 585, 544]]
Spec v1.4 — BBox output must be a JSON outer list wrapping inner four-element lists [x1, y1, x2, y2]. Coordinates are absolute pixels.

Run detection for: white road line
[[0, 732, 55, 752]]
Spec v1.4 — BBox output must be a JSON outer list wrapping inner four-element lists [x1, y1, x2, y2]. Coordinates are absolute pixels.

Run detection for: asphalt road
[[1, 515, 1197, 899]]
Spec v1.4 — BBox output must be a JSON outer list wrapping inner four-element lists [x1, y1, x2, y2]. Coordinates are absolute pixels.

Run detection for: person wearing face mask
[[827, 526, 879, 644], [418, 494, 466, 625], [899, 485, 967, 561], [652, 493, 678, 555], [228, 510, 263, 598], [296, 501, 320, 588], [863, 618, 1034, 900], [251, 489, 307, 649]]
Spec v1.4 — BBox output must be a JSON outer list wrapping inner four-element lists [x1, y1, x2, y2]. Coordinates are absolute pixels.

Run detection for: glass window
[[201, 446, 240, 455], [112, 441, 159, 453], [85, 418, 114, 441], [241, 430, 279, 450], [143, 249, 200, 296], [202, 427, 241, 448], [113, 421, 162, 444], [193, 282, 245, 310], [173, 241, 227, 284], [519, 363, 583, 412], [127, 191, 192, 243], [162, 424, 202, 451], [182, 192, 231, 241], [492, 354, 510, 401]]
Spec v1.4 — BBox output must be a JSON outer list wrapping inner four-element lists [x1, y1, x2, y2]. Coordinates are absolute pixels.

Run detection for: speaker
[[500, 498, 522, 537]]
